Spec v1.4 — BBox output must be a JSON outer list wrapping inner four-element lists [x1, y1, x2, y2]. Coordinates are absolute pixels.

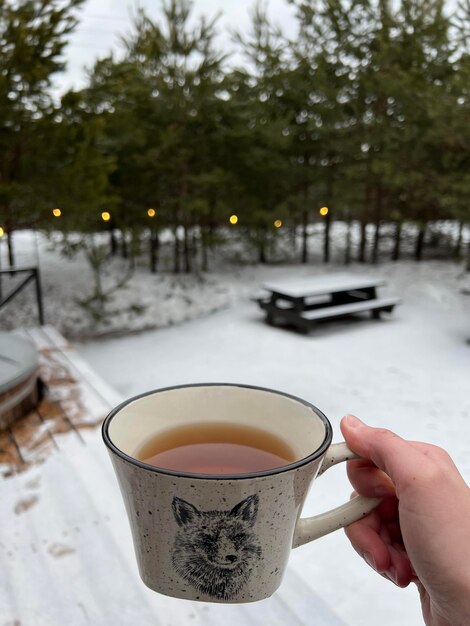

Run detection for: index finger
[[347, 458, 396, 498], [341, 415, 431, 495]]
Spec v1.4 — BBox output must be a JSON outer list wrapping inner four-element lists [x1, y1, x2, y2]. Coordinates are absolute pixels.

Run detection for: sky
[[52, 0, 299, 95]]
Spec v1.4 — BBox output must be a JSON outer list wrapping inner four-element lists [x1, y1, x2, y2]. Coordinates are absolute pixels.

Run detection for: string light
[[274, 219, 282, 228], [319, 207, 329, 216], [229, 214, 238, 225], [101, 211, 111, 222], [52, 208, 61, 217], [147, 208, 156, 218]]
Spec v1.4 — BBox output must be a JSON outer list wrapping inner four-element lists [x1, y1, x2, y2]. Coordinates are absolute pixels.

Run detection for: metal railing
[[0, 267, 45, 325]]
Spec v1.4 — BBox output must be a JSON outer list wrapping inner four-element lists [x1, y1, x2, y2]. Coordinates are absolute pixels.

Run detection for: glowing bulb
[[52, 208, 61, 217], [0, 227, 4, 237], [147, 208, 156, 218], [319, 206, 329, 216], [229, 214, 238, 225], [274, 219, 282, 229], [101, 211, 111, 222]]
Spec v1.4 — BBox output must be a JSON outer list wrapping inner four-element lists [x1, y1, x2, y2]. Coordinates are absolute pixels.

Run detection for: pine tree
[[0, 0, 83, 265]]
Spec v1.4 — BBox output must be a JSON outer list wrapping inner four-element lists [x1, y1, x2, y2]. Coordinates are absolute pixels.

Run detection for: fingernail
[[363, 552, 377, 571], [344, 414, 364, 429], [388, 567, 399, 585], [382, 572, 396, 585]]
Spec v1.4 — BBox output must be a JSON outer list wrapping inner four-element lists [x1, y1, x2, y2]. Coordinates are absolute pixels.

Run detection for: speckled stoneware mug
[[102, 383, 380, 604]]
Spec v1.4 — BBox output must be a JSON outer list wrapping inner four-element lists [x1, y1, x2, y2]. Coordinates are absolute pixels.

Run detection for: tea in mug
[[135, 421, 296, 474]]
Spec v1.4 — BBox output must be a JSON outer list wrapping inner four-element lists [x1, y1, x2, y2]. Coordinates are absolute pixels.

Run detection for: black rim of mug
[[101, 382, 333, 481]]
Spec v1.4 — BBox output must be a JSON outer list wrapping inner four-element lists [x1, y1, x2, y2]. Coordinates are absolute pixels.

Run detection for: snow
[[2, 224, 468, 338], [2, 229, 470, 625], [0, 231, 236, 338], [77, 262, 470, 626]]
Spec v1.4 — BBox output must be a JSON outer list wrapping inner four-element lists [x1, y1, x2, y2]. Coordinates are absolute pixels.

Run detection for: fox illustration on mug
[[171, 494, 262, 600]]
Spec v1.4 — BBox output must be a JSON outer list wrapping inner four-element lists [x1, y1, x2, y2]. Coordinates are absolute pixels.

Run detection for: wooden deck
[[0, 326, 346, 626], [0, 326, 120, 477]]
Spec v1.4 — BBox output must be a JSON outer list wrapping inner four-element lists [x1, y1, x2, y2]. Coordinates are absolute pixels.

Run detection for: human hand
[[341, 414, 470, 626]]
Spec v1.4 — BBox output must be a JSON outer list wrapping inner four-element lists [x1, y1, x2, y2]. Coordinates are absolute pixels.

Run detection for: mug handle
[[292, 442, 381, 548]]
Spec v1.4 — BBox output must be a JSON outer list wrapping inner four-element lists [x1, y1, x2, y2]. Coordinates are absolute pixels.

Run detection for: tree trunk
[[466, 239, 470, 271], [344, 216, 352, 265], [392, 221, 402, 261], [323, 212, 331, 263], [149, 229, 159, 274], [6, 230, 14, 267], [183, 225, 191, 273], [453, 221, 463, 259], [290, 223, 297, 253], [370, 183, 383, 264], [358, 178, 371, 263], [206, 198, 216, 265], [208, 207, 215, 238], [415, 221, 427, 261], [121, 231, 128, 259], [179, 160, 190, 273], [258, 229, 267, 264], [358, 220, 367, 262], [259, 244, 267, 264], [109, 229, 118, 256], [323, 164, 334, 264], [201, 228, 209, 272], [129, 230, 139, 271], [301, 210, 308, 264], [173, 226, 181, 273], [88, 236, 104, 311], [193, 227, 198, 262], [371, 221, 381, 264]]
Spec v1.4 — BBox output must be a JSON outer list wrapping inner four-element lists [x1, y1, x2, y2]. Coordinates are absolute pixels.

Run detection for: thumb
[[340, 414, 427, 495]]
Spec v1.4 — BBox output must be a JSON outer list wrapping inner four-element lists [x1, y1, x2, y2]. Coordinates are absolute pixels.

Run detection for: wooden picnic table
[[256, 273, 400, 333]]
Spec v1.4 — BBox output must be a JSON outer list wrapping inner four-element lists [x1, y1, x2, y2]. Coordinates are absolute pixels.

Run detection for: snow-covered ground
[[78, 261, 470, 626], [2, 229, 470, 625], [1, 224, 467, 338], [0, 230, 237, 338]]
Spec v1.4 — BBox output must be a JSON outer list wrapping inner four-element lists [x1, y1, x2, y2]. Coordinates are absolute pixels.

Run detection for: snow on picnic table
[[78, 260, 470, 626]]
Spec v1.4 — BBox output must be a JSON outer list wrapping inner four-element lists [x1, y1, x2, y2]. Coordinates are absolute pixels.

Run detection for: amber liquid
[[136, 422, 296, 474]]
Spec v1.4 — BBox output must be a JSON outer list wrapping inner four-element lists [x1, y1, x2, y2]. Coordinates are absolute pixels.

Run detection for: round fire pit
[[0, 332, 40, 430]]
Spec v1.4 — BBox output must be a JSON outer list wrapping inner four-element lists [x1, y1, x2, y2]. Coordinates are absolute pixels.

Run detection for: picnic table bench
[[255, 273, 401, 333]]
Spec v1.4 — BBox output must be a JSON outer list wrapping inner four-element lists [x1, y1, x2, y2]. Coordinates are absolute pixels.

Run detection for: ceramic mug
[[102, 383, 379, 603]]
